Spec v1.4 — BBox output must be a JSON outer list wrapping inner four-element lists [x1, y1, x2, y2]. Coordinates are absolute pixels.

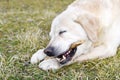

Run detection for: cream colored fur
[[31, 0, 120, 70]]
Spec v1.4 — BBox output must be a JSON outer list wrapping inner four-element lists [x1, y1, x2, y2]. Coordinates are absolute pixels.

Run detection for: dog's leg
[[31, 49, 47, 64], [39, 58, 61, 70]]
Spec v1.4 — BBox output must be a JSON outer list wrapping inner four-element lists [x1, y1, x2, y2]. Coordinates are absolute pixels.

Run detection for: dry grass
[[0, 0, 120, 80]]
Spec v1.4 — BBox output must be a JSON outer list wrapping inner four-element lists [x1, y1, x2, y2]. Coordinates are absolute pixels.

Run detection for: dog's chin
[[56, 47, 77, 64]]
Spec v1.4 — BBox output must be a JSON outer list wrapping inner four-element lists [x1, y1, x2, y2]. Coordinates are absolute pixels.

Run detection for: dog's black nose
[[44, 47, 54, 56]]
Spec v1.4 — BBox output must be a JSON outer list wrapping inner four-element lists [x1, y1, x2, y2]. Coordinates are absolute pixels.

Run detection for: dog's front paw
[[31, 49, 46, 64], [39, 58, 60, 70]]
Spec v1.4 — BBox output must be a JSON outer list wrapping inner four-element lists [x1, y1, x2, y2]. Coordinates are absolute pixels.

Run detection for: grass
[[0, 0, 120, 80]]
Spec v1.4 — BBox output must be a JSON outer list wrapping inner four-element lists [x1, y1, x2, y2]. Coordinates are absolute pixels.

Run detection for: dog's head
[[44, 11, 99, 64]]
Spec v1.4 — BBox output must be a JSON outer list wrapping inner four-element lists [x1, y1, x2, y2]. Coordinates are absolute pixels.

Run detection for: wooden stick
[[70, 40, 85, 49]]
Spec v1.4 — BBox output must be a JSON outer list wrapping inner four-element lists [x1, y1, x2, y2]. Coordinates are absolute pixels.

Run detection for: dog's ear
[[75, 14, 100, 43]]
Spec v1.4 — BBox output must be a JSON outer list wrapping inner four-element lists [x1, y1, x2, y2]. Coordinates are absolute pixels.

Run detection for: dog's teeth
[[63, 55, 66, 59], [67, 51, 70, 55], [69, 51, 71, 53], [67, 52, 69, 55]]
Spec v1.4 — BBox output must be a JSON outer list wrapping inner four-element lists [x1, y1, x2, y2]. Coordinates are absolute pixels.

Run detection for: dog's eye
[[59, 30, 67, 35]]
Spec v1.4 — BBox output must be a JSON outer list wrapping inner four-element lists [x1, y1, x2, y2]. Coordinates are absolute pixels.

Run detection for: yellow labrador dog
[[31, 0, 120, 70]]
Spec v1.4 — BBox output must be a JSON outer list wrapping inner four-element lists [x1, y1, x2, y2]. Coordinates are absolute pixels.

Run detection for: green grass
[[0, 0, 120, 80]]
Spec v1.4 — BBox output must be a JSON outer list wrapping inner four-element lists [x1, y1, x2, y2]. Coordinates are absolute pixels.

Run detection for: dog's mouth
[[56, 40, 85, 64], [56, 47, 77, 64]]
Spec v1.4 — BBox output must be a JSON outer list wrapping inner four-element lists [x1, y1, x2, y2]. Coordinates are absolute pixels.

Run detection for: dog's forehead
[[50, 19, 70, 37]]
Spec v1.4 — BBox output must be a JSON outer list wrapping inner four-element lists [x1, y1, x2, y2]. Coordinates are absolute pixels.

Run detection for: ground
[[0, 0, 120, 80]]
